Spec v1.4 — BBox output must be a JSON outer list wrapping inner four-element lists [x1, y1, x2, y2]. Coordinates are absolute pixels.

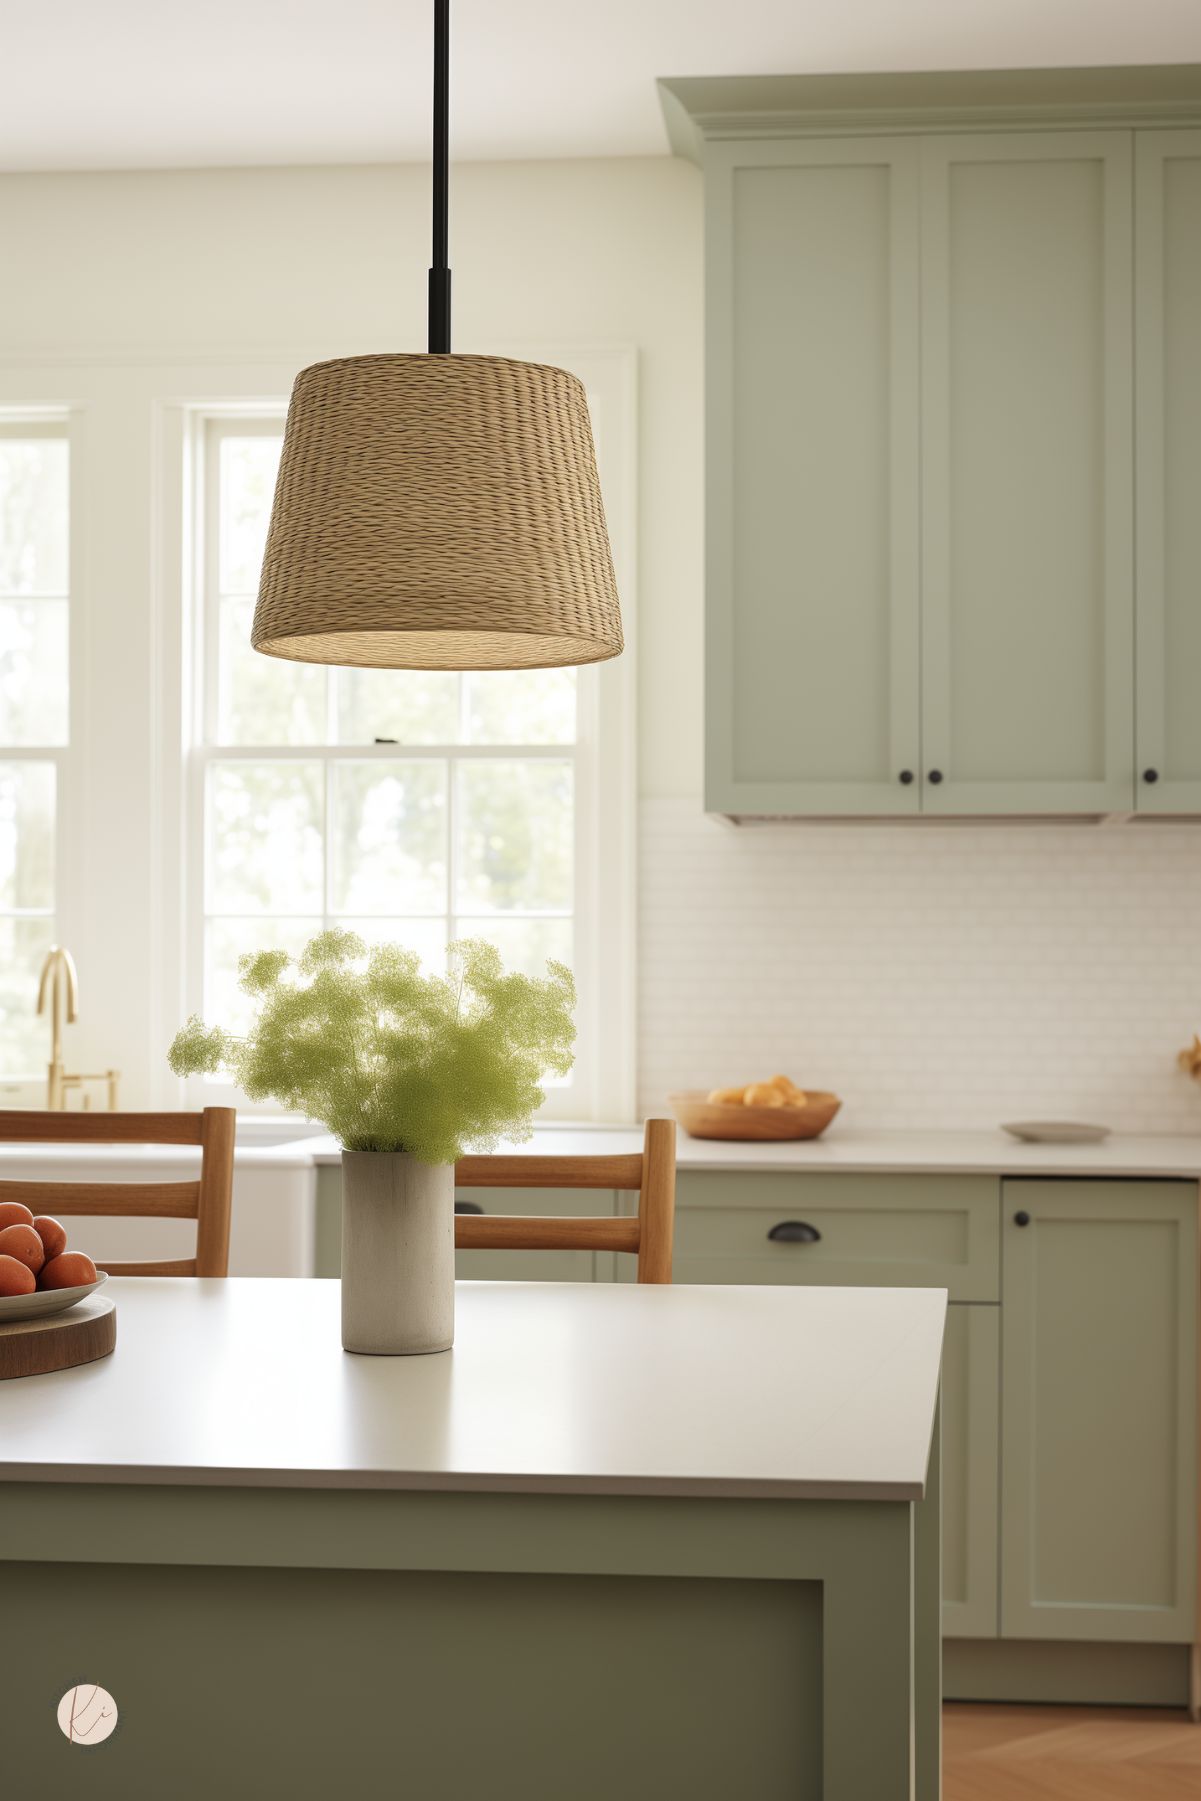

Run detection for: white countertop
[[0, 1276, 946, 1503], [307, 1124, 1201, 1179], [5, 1121, 1199, 1181], [652, 1127, 1201, 1179]]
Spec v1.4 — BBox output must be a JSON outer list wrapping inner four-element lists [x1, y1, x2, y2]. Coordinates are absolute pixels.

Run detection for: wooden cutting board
[[0, 1295, 116, 1380]]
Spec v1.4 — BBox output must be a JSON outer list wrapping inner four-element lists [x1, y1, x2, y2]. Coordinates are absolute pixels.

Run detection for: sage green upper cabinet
[[668, 69, 1201, 819], [705, 138, 922, 816], [920, 133, 1134, 816], [1135, 130, 1201, 813], [1000, 1180, 1198, 1643]]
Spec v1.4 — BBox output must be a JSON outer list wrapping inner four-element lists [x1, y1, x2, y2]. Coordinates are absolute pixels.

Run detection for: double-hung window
[[0, 419, 70, 1080], [188, 398, 631, 1119]]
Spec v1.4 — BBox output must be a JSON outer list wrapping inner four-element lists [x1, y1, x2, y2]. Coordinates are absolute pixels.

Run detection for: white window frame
[[0, 408, 83, 1098], [169, 348, 637, 1125]]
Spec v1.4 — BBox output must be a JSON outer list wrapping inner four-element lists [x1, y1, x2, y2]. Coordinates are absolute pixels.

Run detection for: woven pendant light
[[252, 2, 622, 672]]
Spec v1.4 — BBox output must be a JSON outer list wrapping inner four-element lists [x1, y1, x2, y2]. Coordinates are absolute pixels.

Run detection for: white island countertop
[[0, 1276, 946, 1503]]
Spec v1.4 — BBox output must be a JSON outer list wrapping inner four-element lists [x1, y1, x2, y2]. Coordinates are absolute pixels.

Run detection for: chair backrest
[[0, 1108, 235, 1277], [454, 1117, 676, 1283]]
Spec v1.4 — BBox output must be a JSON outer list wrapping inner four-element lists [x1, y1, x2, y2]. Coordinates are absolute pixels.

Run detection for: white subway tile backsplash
[[637, 800, 1201, 1134]]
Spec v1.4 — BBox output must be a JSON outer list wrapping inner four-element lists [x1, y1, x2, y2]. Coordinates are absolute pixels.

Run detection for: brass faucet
[[35, 946, 120, 1111]]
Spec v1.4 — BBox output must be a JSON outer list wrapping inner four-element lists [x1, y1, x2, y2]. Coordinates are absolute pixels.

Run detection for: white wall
[[0, 158, 703, 1107], [640, 802, 1201, 1133], [0, 158, 705, 799], [4, 158, 1199, 1132]]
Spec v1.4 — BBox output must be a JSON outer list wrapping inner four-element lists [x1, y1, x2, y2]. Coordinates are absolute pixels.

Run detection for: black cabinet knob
[[898, 769, 915, 785], [1014, 1210, 1031, 1228], [927, 769, 944, 785], [1143, 768, 1159, 784], [767, 1220, 822, 1245], [454, 1199, 484, 1216]]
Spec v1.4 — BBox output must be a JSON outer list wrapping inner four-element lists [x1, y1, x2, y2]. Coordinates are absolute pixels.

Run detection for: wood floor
[[943, 1703, 1201, 1800]]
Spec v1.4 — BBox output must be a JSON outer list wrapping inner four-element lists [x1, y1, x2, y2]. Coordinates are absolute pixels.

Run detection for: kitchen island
[[0, 1276, 945, 1800]]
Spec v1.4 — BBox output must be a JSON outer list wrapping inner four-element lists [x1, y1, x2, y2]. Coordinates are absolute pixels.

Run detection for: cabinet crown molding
[[659, 66, 1201, 162]]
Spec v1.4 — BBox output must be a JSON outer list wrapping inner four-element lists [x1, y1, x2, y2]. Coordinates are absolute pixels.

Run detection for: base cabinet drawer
[[313, 1171, 615, 1283], [455, 1186, 616, 1285], [671, 1173, 999, 1301]]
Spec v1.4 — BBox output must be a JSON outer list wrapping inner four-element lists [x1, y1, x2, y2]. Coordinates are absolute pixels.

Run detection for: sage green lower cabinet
[[666, 1173, 1000, 1643], [1000, 1179, 1198, 1642], [665, 1167, 1200, 1673], [313, 1165, 619, 1284], [2, 1481, 939, 1801], [313, 1159, 1201, 1688], [941, 1303, 1000, 1639], [454, 1187, 619, 1285]]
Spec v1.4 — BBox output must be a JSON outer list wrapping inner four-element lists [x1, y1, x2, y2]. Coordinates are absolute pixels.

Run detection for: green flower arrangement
[[167, 929, 576, 1164]]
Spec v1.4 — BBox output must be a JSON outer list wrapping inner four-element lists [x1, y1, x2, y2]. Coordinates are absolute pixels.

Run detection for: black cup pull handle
[[1014, 1210, 1031, 1228], [767, 1220, 822, 1245], [454, 1199, 485, 1216]]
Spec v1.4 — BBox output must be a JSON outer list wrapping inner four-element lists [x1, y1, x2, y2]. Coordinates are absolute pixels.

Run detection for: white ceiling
[[4, 0, 1201, 172]]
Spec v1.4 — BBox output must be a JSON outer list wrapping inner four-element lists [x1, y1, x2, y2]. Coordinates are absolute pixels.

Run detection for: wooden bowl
[[669, 1091, 842, 1143]]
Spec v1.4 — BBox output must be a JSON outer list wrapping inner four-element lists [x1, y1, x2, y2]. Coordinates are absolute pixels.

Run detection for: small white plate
[[0, 1271, 108, 1325], [1001, 1121, 1111, 1145]]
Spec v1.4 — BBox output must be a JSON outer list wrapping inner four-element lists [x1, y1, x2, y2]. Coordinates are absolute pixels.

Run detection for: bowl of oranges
[[669, 1076, 841, 1143], [0, 1202, 104, 1323]]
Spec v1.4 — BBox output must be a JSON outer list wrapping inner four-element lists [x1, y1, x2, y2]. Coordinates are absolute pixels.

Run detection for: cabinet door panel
[[705, 137, 921, 815], [1000, 1180, 1198, 1641], [943, 1303, 1000, 1639], [1135, 129, 1201, 813], [921, 133, 1134, 815]]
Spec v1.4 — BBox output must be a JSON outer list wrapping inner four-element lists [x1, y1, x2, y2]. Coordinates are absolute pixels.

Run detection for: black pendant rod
[[428, 0, 452, 353]]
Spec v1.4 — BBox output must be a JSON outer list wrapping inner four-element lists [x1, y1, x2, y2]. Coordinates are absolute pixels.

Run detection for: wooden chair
[[0, 1108, 235, 1277], [454, 1117, 676, 1283]]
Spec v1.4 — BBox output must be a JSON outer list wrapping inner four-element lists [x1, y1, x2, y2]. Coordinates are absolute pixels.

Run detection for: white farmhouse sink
[[234, 1114, 327, 1148], [0, 1132, 317, 1276]]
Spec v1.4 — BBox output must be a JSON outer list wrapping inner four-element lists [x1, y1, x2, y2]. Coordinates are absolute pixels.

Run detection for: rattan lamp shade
[[251, 353, 623, 670]]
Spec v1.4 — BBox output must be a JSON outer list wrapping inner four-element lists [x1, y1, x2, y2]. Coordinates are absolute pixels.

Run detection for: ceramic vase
[[340, 1151, 454, 1355]]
